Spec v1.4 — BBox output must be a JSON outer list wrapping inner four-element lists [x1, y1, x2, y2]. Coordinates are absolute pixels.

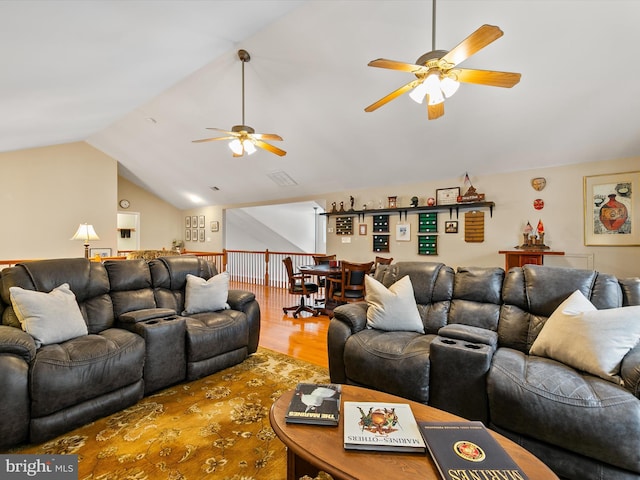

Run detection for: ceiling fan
[[193, 49, 286, 157], [364, 0, 521, 120]]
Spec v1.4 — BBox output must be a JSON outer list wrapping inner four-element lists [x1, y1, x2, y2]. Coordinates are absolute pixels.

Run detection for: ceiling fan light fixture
[[409, 81, 429, 104], [228, 139, 243, 155], [440, 76, 460, 98], [243, 139, 257, 155]]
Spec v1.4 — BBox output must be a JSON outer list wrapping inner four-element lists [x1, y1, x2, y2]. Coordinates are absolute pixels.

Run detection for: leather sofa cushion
[[488, 348, 640, 473], [344, 329, 436, 403], [185, 310, 249, 362], [30, 328, 145, 418]]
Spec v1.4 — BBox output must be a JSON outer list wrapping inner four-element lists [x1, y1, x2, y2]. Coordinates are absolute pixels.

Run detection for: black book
[[285, 383, 342, 426], [418, 421, 528, 480]]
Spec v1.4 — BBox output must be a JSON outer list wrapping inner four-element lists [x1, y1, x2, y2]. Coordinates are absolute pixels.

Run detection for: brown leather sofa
[[0, 256, 259, 449], [328, 262, 640, 480]]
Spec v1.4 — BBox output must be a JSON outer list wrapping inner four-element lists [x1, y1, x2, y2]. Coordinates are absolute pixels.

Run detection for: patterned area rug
[[13, 348, 330, 480]]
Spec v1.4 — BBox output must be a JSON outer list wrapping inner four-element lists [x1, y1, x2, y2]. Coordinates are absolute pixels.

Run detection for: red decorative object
[[533, 199, 544, 210], [427, 197, 435, 206], [599, 194, 629, 231]]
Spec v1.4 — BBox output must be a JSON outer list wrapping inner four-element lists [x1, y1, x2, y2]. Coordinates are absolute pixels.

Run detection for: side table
[[498, 250, 565, 271]]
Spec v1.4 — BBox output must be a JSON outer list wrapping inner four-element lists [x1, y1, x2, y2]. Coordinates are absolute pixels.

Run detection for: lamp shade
[[71, 224, 100, 242]]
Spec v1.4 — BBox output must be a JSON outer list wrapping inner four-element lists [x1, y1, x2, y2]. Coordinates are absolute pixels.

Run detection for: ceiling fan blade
[[368, 58, 427, 74], [440, 24, 504, 67], [205, 127, 236, 134], [254, 139, 287, 156], [192, 136, 236, 143], [364, 79, 422, 112], [427, 101, 445, 120], [252, 133, 283, 141], [454, 68, 521, 88]]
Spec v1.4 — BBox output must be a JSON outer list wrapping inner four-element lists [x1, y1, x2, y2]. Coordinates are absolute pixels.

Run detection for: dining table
[[298, 263, 343, 316]]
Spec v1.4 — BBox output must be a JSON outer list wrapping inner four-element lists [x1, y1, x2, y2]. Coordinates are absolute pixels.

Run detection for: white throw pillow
[[530, 290, 640, 383], [183, 272, 230, 314], [365, 275, 424, 333], [9, 283, 88, 348]]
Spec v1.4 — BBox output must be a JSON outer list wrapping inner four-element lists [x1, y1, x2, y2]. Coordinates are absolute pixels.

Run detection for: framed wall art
[[191, 216, 198, 228], [198, 215, 205, 228], [396, 223, 411, 241], [359, 224, 367, 235], [445, 220, 458, 233], [199, 229, 205, 242], [192, 229, 198, 241], [211, 221, 219, 232], [584, 171, 638, 246], [185, 229, 191, 241], [436, 187, 460, 205], [185, 216, 191, 228], [90, 248, 111, 258]]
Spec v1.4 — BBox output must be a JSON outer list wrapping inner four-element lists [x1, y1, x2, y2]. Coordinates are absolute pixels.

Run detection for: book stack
[[418, 421, 528, 480], [342, 401, 426, 453], [285, 383, 342, 426]]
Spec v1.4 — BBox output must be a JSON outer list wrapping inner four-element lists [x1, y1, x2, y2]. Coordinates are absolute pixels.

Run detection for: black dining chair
[[327, 261, 374, 305], [282, 257, 319, 318], [312, 254, 336, 305]]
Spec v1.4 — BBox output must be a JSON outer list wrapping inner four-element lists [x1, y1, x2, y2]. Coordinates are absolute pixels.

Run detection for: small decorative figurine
[[331, 202, 337, 213], [339, 201, 345, 212], [427, 197, 435, 206], [411, 196, 419, 207], [518, 220, 549, 249], [388, 196, 397, 208], [349, 196, 355, 211], [533, 198, 544, 210], [458, 172, 485, 203]]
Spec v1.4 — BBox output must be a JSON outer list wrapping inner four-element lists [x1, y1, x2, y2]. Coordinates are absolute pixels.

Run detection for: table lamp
[[71, 223, 100, 258]]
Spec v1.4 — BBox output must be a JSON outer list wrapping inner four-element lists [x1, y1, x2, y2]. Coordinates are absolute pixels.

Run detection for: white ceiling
[[3, 1, 640, 210]]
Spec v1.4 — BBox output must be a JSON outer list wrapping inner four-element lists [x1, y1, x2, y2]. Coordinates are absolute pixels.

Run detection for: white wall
[[117, 177, 183, 250], [0, 142, 117, 259]]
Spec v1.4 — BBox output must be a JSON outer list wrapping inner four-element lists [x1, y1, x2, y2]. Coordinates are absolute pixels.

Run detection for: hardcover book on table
[[285, 383, 342, 426], [418, 421, 528, 480], [343, 401, 426, 453]]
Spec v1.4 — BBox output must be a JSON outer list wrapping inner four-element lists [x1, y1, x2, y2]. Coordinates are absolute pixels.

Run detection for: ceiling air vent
[[267, 171, 298, 187]]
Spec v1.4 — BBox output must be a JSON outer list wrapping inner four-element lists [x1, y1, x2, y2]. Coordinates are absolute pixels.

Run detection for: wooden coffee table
[[269, 385, 559, 480]]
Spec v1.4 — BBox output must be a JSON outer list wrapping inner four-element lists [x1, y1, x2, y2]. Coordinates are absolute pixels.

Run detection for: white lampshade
[[228, 139, 243, 155], [441, 76, 460, 98], [409, 81, 429, 104], [243, 139, 256, 155], [71, 223, 100, 242]]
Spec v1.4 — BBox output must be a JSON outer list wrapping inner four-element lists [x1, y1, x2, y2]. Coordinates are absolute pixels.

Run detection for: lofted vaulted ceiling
[[2, 1, 640, 210]]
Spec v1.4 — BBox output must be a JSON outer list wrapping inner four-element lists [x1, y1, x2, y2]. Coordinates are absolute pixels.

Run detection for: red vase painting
[[599, 194, 628, 231]]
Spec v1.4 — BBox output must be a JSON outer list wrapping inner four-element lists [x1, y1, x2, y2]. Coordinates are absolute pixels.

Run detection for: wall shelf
[[322, 201, 494, 220]]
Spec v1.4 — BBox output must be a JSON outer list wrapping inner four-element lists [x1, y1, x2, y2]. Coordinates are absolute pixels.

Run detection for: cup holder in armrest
[[440, 339, 457, 345], [464, 344, 481, 349]]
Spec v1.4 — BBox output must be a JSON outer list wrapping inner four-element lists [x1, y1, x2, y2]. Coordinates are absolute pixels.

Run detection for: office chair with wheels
[[282, 256, 319, 318]]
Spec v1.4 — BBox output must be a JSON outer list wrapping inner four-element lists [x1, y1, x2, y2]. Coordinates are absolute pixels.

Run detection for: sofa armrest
[[621, 342, 640, 398], [227, 289, 256, 311], [227, 289, 260, 355], [118, 308, 177, 324], [331, 302, 368, 333], [0, 325, 36, 363], [438, 324, 498, 349]]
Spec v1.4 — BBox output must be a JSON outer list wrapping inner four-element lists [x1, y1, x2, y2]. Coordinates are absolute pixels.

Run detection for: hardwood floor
[[233, 281, 330, 368]]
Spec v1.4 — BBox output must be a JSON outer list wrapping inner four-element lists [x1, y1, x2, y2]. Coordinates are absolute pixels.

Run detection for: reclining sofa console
[[328, 262, 640, 480], [0, 256, 259, 449]]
